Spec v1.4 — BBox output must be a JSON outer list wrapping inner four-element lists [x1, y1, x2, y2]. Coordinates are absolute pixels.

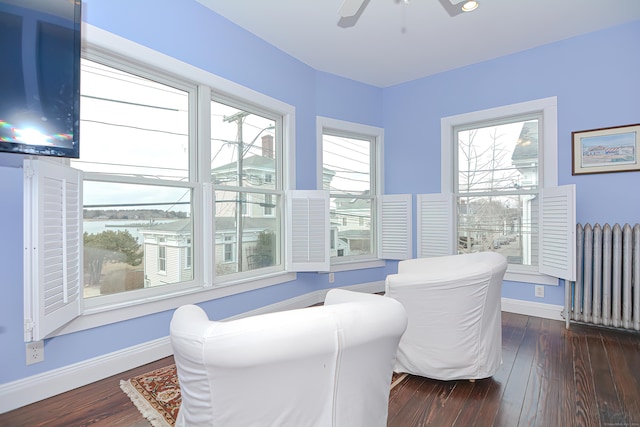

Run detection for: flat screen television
[[0, 0, 81, 158]]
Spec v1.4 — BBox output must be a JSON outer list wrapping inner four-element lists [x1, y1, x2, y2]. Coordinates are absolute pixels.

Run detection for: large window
[[210, 97, 282, 276], [455, 115, 541, 266], [441, 97, 560, 284], [73, 58, 195, 300], [318, 117, 383, 268], [55, 31, 295, 323]]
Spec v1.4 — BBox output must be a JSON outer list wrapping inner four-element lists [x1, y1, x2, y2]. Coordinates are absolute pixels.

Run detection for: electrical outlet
[[535, 285, 545, 298], [328, 272, 335, 283], [26, 340, 44, 365]]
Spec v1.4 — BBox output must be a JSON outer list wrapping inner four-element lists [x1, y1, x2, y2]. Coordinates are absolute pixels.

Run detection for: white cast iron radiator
[[565, 223, 640, 330]]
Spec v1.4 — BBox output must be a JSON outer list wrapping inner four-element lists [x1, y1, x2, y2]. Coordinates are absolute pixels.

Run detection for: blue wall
[[383, 21, 640, 302], [0, 0, 638, 386]]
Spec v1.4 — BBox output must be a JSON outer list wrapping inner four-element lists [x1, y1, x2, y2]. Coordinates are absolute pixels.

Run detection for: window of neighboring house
[[440, 97, 560, 285], [318, 117, 384, 269], [211, 96, 283, 279], [223, 236, 234, 263], [158, 237, 167, 273], [263, 194, 273, 216]]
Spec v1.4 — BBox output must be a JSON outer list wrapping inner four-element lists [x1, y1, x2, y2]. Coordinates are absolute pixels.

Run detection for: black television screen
[[0, 0, 81, 158]]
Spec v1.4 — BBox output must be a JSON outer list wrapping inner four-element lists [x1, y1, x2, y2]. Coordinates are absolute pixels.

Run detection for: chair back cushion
[[170, 289, 407, 427]]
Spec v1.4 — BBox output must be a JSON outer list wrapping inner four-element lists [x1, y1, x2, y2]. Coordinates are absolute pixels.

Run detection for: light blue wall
[[383, 20, 640, 303], [0, 0, 638, 386], [0, 0, 389, 385]]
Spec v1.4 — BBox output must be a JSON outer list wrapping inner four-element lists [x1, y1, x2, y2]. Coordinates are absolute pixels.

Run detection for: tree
[[84, 230, 142, 286], [457, 125, 521, 253]]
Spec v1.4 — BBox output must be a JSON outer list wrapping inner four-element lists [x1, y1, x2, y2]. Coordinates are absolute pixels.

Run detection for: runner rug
[[121, 364, 408, 427]]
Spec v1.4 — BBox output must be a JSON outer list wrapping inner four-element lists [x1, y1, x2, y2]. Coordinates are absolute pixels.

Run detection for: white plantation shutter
[[287, 190, 330, 271], [24, 159, 83, 341], [539, 185, 576, 281], [417, 193, 455, 258], [379, 194, 412, 260]]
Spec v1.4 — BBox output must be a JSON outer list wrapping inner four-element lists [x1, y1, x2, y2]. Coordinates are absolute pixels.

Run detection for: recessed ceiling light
[[461, 0, 479, 12]]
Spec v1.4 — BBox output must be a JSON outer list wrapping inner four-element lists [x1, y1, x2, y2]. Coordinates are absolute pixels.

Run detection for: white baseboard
[[0, 281, 385, 414], [501, 297, 564, 321], [0, 337, 173, 414]]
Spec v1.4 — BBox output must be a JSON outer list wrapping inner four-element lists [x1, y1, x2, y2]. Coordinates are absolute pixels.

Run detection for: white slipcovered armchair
[[385, 251, 507, 381], [169, 289, 408, 427]]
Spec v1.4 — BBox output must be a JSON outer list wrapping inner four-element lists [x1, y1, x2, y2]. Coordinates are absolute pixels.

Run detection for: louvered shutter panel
[[539, 184, 576, 281], [287, 190, 330, 272], [24, 159, 83, 341], [417, 193, 455, 258], [379, 194, 412, 260]]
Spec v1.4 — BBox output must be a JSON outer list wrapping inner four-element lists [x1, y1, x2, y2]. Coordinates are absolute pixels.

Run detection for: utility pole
[[223, 111, 249, 272]]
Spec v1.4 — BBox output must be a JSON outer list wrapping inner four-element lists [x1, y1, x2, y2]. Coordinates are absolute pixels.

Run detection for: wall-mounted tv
[[0, 0, 81, 158]]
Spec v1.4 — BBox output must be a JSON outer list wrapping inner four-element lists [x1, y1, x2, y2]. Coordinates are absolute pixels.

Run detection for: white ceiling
[[195, 0, 640, 88]]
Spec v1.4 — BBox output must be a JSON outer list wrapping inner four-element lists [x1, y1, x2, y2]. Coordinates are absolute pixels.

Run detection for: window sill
[[505, 269, 559, 286], [55, 271, 297, 337], [330, 259, 385, 272]]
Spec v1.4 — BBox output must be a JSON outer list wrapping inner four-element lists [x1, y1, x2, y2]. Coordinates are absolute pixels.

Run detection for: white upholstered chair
[[169, 289, 408, 427], [385, 251, 507, 381]]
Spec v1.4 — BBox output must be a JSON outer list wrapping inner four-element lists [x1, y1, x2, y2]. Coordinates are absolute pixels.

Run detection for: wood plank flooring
[[1, 312, 639, 427]]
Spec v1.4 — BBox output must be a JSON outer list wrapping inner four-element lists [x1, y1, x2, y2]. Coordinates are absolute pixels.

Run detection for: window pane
[[214, 190, 281, 276], [330, 197, 373, 258], [322, 134, 371, 195], [457, 194, 538, 266], [457, 120, 539, 193], [210, 100, 277, 190], [83, 181, 192, 298], [323, 131, 374, 260], [73, 59, 189, 180]]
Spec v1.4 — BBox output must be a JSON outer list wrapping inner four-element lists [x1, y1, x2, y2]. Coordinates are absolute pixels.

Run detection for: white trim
[[440, 97, 560, 284], [51, 24, 299, 335], [0, 281, 385, 413], [501, 297, 564, 321], [330, 259, 385, 272], [504, 270, 559, 286], [0, 337, 173, 414], [440, 96, 557, 193], [56, 272, 297, 336]]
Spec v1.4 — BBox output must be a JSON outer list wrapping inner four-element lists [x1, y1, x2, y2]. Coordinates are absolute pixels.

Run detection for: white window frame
[[317, 117, 386, 272], [22, 25, 299, 338], [440, 97, 560, 285], [316, 117, 412, 270]]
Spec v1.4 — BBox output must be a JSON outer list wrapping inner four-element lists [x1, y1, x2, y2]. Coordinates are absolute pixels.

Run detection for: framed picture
[[572, 124, 640, 175]]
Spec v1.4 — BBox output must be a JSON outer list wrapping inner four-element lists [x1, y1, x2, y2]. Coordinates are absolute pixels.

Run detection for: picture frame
[[572, 124, 640, 175]]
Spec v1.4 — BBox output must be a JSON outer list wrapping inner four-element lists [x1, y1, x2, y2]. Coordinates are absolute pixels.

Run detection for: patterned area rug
[[121, 364, 408, 427], [120, 365, 181, 427]]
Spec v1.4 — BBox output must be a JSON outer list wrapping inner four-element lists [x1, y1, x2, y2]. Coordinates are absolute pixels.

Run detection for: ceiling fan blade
[[437, 0, 464, 17], [339, 0, 366, 18]]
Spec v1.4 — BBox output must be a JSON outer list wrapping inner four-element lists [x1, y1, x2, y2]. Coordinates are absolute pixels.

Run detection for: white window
[[210, 96, 283, 277], [318, 117, 412, 270], [22, 26, 301, 339], [434, 97, 574, 285]]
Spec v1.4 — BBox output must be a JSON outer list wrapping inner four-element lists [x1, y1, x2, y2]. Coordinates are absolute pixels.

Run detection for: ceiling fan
[[338, 0, 479, 19]]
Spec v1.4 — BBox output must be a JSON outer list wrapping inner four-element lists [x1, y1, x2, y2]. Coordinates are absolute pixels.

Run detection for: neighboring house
[[142, 142, 373, 277], [141, 219, 193, 287]]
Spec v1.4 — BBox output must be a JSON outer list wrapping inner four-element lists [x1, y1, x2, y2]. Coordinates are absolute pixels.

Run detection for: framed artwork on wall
[[572, 123, 640, 175]]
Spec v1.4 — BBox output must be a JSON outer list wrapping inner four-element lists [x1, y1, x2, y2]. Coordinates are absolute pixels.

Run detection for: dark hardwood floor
[[2, 312, 639, 426]]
